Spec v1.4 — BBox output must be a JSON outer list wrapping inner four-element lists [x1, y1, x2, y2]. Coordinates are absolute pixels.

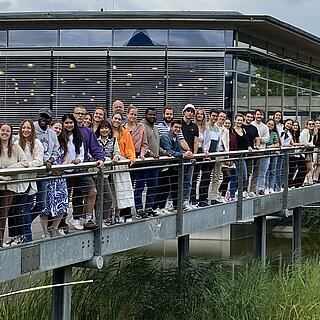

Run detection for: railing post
[[52, 266, 72, 320], [236, 156, 243, 221], [282, 151, 290, 215], [292, 206, 302, 260], [176, 159, 189, 267], [94, 168, 104, 256]]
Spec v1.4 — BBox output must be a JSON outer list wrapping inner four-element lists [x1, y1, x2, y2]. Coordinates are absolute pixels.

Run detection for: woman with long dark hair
[[95, 120, 120, 225]]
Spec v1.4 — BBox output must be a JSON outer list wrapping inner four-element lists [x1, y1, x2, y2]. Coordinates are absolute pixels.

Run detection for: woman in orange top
[[111, 112, 136, 223], [111, 112, 136, 165]]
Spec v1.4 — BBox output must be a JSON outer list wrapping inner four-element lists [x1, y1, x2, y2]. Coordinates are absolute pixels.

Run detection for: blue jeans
[[23, 194, 36, 242], [230, 159, 248, 198], [266, 156, 278, 189], [183, 164, 194, 202], [258, 157, 270, 190], [275, 155, 284, 190], [134, 165, 159, 211], [31, 179, 49, 221]]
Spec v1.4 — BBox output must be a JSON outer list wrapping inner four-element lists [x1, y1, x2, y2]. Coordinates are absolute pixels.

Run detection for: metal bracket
[[21, 245, 40, 274]]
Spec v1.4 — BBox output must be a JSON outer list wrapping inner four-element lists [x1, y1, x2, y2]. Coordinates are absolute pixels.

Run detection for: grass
[[1, 255, 320, 319]]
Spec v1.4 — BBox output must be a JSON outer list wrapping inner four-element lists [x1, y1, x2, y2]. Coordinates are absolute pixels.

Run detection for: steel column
[[292, 206, 302, 257], [52, 266, 72, 320], [178, 234, 190, 268], [253, 216, 267, 266]]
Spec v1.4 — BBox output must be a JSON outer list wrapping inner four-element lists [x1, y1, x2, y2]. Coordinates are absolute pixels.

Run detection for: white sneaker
[[269, 188, 275, 194], [69, 217, 84, 230], [126, 218, 133, 223], [165, 200, 174, 211], [243, 191, 248, 198], [119, 216, 125, 224], [42, 233, 50, 239], [248, 192, 257, 197], [57, 228, 66, 236], [161, 208, 171, 215]]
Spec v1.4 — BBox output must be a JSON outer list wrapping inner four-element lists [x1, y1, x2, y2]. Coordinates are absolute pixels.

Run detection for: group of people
[[0, 101, 318, 247]]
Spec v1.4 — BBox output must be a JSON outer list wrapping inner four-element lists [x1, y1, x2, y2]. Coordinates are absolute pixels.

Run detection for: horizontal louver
[[110, 55, 166, 119], [167, 56, 225, 116], [52, 56, 108, 118], [0, 50, 225, 127], [0, 56, 51, 129]]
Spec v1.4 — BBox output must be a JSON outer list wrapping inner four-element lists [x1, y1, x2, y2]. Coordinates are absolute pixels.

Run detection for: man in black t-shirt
[[181, 104, 199, 210]]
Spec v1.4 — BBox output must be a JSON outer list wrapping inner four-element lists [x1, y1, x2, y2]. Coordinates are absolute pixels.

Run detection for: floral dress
[[42, 145, 68, 217]]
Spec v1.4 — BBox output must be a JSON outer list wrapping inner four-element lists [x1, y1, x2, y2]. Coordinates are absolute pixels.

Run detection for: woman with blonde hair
[[5, 120, 44, 245], [190, 108, 211, 207], [0, 123, 28, 247], [91, 106, 107, 133], [111, 112, 136, 223]]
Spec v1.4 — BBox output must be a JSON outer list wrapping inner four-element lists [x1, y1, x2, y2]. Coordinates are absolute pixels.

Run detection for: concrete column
[[253, 216, 267, 266]]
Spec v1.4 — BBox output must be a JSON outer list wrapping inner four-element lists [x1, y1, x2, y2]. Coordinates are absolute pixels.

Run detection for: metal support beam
[[178, 234, 190, 268], [292, 206, 302, 259], [52, 266, 72, 320], [253, 216, 267, 266]]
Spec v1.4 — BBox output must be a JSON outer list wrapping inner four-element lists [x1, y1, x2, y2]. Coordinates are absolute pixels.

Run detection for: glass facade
[[169, 29, 225, 47], [114, 29, 167, 47], [8, 30, 58, 47], [60, 29, 112, 47], [0, 30, 6, 47]]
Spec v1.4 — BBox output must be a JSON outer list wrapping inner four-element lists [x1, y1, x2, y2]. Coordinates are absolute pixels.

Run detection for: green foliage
[[2, 255, 320, 319], [302, 205, 320, 232]]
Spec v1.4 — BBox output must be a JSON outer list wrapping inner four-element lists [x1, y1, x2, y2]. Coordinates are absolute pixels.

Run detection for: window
[[9, 30, 58, 47], [0, 30, 6, 47], [60, 29, 112, 47], [169, 29, 224, 47], [114, 29, 167, 47]]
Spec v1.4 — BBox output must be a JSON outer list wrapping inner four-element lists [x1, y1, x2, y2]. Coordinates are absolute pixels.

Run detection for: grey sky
[[0, 0, 319, 37]]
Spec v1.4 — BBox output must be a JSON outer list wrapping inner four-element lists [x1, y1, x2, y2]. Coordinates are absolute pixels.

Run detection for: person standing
[[190, 108, 211, 207], [209, 110, 229, 205], [134, 108, 164, 218], [242, 111, 260, 196], [250, 108, 269, 195], [0, 123, 28, 247], [32, 108, 59, 223], [181, 104, 198, 210], [70, 105, 104, 230]]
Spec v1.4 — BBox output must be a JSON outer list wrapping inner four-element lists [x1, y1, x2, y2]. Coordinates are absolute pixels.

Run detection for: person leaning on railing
[[0, 123, 28, 248], [156, 120, 194, 213]]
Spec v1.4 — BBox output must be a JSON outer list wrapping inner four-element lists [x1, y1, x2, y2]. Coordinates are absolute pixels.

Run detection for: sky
[[0, 0, 319, 37]]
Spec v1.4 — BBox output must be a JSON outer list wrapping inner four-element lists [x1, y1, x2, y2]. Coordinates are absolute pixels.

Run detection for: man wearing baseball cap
[[181, 103, 199, 211]]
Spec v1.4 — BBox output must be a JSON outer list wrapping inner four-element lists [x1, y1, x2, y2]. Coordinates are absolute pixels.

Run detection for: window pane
[[225, 30, 233, 46], [269, 81, 283, 114], [268, 63, 283, 82], [9, 30, 58, 47], [0, 30, 6, 47], [283, 85, 296, 116], [284, 66, 297, 86], [251, 58, 267, 78], [237, 74, 249, 113], [114, 29, 167, 46], [60, 29, 112, 47], [169, 29, 224, 47]]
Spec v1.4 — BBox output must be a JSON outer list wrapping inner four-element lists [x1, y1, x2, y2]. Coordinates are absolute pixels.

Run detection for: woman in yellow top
[[110, 112, 136, 223]]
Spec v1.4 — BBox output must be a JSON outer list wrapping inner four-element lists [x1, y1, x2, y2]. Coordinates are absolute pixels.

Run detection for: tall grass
[[1, 255, 320, 319]]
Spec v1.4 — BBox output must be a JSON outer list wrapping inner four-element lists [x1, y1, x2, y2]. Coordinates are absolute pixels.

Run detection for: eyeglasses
[[74, 112, 86, 116]]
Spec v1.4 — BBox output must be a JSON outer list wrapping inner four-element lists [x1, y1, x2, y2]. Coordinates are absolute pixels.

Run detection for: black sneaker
[[83, 220, 98, 230], [145, 208, 159, 217], [136, 210, 149, 219]]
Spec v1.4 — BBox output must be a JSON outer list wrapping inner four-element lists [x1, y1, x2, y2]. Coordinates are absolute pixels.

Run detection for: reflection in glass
[[225, 30, 233, 46], [237, 57, 249, 74], [251, 77, 266, 110], [237, 74, 249, 113], [284, 67, 297, 86], [268, 81, 282, 114], [298, 71, 310, 89], [283, 85, 296, 115], [9, 30, 58, 47], [311, 91, 320, 119], [251, 58, 267, 78], [0, 30, 6, 47], [60, 29, 112, 47], [114, 29, 167, 46], [268, 63, 283, 82], [297, 90, 310, 117], [169, 29, 224, 47], [312, 74, 320, 92]]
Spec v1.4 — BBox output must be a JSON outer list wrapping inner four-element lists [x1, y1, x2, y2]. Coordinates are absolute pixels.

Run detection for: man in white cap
[[181, 103, 198, 210]]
